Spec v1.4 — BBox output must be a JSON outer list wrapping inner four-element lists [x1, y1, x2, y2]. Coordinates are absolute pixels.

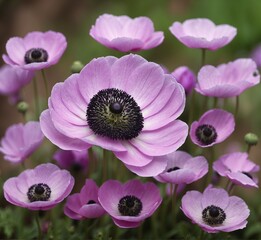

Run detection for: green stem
[[247, 144, 252, 154], [33, 77, 40, 119], [41, 70, 49, 107], [171, 184, 178, 224], [235, 96, 239, 119], [213, 97, 218, 109], [201, 48, 206, 67], [35, 211, 42, 240]]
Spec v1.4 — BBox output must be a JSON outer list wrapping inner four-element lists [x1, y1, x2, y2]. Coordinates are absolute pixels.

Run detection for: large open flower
[[90, 14, 164, 52], [169, 18, 237, 50], [40, 54, 188, 174], [3, 31, 67, 70]]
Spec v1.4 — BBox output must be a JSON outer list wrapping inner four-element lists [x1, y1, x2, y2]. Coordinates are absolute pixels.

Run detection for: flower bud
[[17, 101, 29, 114], [71, 61, 84, 73], [244, 133, 258, 146]]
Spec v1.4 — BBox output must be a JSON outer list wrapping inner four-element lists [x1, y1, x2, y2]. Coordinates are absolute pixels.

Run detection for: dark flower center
[[86, 88, 144, 140], [195, 124, 217, 145], [253, 71, 259, 77], [27, 183, 51, 202], [202, 205, 226, 226], [242, 171, 253, 179], [118, 195, 143, 216], [167, 166, 180, 173], [24, 48, 48, 64], [71, 163, 83, 172], [87, 200, 96, 205]]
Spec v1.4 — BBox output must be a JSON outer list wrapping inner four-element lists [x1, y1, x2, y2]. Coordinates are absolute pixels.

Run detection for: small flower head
[[244, 133, 259, 146], [190, 109, 235, 148], [4, 163, 74, 210], [154, 151, 208, 184], [169, 18, 237, 50], [3, 31, 67, 70], [181, 186, 250, 233], [90, 14, 164, 52], [0, 121, 44, 163], [213, 152, 259, 188], [64, 179, 105, 220], [98, 179, 162, 228], [195, 59, 260, 98]]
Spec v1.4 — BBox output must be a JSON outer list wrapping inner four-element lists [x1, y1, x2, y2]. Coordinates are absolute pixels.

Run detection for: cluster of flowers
[[0, 13, 260, 236]]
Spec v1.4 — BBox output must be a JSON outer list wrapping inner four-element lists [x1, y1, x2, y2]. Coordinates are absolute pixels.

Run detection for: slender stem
[[213, 97, 218, 109], [201, 48, 206, 67], [102, 149, 110, 182], [234, 96, 239, 119], [247, 144, 252, 154], [206, 147, 215, 186], [171, 184, 178, 224], [41, 70, 49, 107], [33, 77, 40, 119], [35, 211, 42, 240], [188, 90, 196, 125]]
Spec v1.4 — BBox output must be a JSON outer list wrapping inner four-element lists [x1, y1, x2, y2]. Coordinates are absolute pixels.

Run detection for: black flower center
[[24, 48, 48, 64], [242, 171, 253, 179], [167, 166, 180, 173], [202, 205, 226, 226], [87, 200, 96, 205], [253, 71, 259, 77], [118, 195, 143, 216], [27, 183, 51, 202], [195, 124, 217, 145], [86, 88, 144, 140]]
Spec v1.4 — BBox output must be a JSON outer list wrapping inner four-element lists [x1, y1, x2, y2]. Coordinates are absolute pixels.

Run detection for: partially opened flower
[[154, 151, 208, 184], [98, 179, 162, 228], [190, 109, 235, 147], [0, 121, 44, 163], [90, 14, 164, 52], [195, 59, 260, 98], [251, 44, 261, 67], [213, 152, 259, 188], [3, 31, 67, 70], [4, 163, 74, 210], [171, 66, 196, 94], [0, 65, 34, 104], [169, 18, 237, 50], [40, 54, 188, 176], [53, 149, 88, 172], [64, 179, 105, 220]]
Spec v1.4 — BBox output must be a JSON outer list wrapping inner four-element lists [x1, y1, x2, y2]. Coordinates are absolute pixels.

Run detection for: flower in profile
[[0, 65, 34, 104], [181, 186, 250, 233], [3, 31, 67, 70], [213, 152, 259, 188], [0, 121, 44, 163], [190, 109, 235, 148], [40, 54, 188, 176], [64, 179, 105, 220], [171, 66, 196, 94], [154, 151, 208, 184], [90, 14, 164, 52], [251, 44, 261, 67], [169, 18, 237, 50], [98, 179, 162, 228], [53, 149, 88, 172], [3, 163, 74, 210], [196, 59, 260, 98]]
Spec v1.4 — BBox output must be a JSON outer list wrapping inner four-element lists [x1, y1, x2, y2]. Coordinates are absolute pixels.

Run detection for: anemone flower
[[3, 31, 67, 70], [0, 65, 34, 104], [64, 179, 105, 220], [190, 109, 235, 148], [90, 14, 164, 52], [213, 152, 259, 188], [98, 179, 162, 228], [0, 121, 44, 163], [4, 163, 74, 210], [154, 151, 208, 184], [196, 59, 260, 98], [181, 186, 249, 233], [169, 18, 237, 50], [40, 54, 188, 176]]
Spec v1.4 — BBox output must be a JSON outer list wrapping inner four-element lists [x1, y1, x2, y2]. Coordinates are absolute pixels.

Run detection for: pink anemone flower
[[98, 179, 162, 228], [3, 31, 67, 70], [90, 14, 164, 52], [181, 186, 250, 233], [169, 18, 237, 50], [3, 163, 74, 210], [40, 54, 188, 176]]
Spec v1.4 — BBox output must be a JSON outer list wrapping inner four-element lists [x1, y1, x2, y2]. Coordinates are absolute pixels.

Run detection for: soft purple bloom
[[0, 65, 34, 104], [196, 59, 260, 98], [154, 151, 208, 184], [90, 14, 164, 52], [40, 54, 188, 176], [171, 66, 196, 94], [251, 44, 261, 67], [166, 183, 186, 196], [0, 121, 44, 163], [53, 149, 88, 172], [213, 152, 259, 188], [98, 179, 162, 228], [3, 163, 74, 210], [190, 109, 235, 148], [3, 31, 67, 70], [169, 18, 237, 50], [181, 186, 250, 233], [64, 179, 105, 220]]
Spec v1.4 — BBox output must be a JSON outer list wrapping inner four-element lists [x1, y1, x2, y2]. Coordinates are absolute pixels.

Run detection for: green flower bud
[[17, 101, 29, 114], [244, 133, 258, 146], [71, 61, 84, 73]]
